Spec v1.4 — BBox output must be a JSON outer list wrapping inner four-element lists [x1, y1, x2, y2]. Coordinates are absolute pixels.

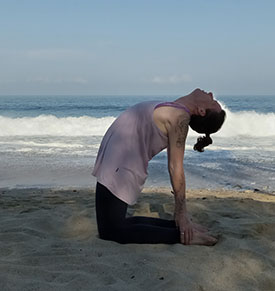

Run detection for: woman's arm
[[166, 114, 193, 244]]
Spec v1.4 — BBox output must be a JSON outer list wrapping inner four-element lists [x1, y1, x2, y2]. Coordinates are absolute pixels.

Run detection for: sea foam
[[1, 109, 275, 137], [214, 110, 275, 137], [0, 115, 115, 137]]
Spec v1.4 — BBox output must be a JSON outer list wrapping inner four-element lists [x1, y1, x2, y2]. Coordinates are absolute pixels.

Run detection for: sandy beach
[[0, 187, 275, 291]]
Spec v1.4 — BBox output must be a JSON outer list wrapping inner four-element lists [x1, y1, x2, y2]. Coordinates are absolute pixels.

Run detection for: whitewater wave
[[0, 115, 115, 137], [214, 109, 275, 138], [0, 109, 275, 137]]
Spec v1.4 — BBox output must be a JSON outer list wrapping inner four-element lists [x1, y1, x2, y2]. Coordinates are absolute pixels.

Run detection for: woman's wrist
[[174, 200, 187, 217]]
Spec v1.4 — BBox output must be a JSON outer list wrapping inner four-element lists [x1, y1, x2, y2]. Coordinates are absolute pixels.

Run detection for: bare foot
[[187, 215, 209, 233], [192, 222, 209, 233], [189, 231, 218, 246]]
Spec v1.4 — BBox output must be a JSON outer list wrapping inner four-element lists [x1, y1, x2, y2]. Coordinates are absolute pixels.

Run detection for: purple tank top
[[92, 100, 189, 205], [155, 101, 191, 115]]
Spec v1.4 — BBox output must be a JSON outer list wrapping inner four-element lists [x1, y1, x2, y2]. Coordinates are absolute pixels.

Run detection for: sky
[[0, 0, 275, 95]]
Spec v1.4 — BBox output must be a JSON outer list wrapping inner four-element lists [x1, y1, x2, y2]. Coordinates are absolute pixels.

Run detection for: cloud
[[152, 74, 192, 84], [72, 77, 88, 84], [0, 49, 94, 60], [26, 49, 92, 60], [25, 77, 88, 84]]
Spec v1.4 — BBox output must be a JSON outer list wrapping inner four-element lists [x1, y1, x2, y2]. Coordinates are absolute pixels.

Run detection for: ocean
[[1, 94, 275, 192]]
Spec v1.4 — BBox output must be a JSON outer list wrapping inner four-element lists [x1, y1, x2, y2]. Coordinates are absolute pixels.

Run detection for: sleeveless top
[[92, 101, 190, 205], [155, 101, 191, 114]]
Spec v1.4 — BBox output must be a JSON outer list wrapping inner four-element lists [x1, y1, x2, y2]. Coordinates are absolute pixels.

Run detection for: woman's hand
[[175, 212, 194, 245]]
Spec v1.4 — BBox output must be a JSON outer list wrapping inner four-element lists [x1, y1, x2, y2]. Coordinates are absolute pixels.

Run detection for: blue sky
[[0, 0, 274, 95]]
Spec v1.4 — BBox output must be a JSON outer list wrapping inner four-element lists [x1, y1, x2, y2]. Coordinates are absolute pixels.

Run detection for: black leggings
[[95, 182, 180, 244]]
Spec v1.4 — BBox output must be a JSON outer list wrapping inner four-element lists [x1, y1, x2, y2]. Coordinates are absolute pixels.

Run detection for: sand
[[0, 187, 275, 291]]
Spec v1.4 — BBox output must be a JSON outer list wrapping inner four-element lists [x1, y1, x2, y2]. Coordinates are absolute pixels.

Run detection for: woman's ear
[[198, 107, 206, 117]]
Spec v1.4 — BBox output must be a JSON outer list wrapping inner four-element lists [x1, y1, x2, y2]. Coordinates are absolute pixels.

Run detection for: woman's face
[[197, 89, 222, 112]]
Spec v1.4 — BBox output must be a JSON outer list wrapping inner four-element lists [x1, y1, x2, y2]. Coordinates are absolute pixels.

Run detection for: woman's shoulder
[[153, 106, 190, 136]]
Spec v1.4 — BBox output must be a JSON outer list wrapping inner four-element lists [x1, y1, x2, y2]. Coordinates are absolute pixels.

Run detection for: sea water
[[0, 95, 275, 192]]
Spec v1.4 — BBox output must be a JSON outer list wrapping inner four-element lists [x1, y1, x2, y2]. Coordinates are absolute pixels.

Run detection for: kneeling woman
[[92, 89, 226, 245]]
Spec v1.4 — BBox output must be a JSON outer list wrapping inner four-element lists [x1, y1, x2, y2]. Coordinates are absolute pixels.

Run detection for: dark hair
[[189, 109, 226, 152]]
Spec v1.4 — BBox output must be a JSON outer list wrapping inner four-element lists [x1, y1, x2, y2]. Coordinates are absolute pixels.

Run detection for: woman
[[92, 88, 226, 245]]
